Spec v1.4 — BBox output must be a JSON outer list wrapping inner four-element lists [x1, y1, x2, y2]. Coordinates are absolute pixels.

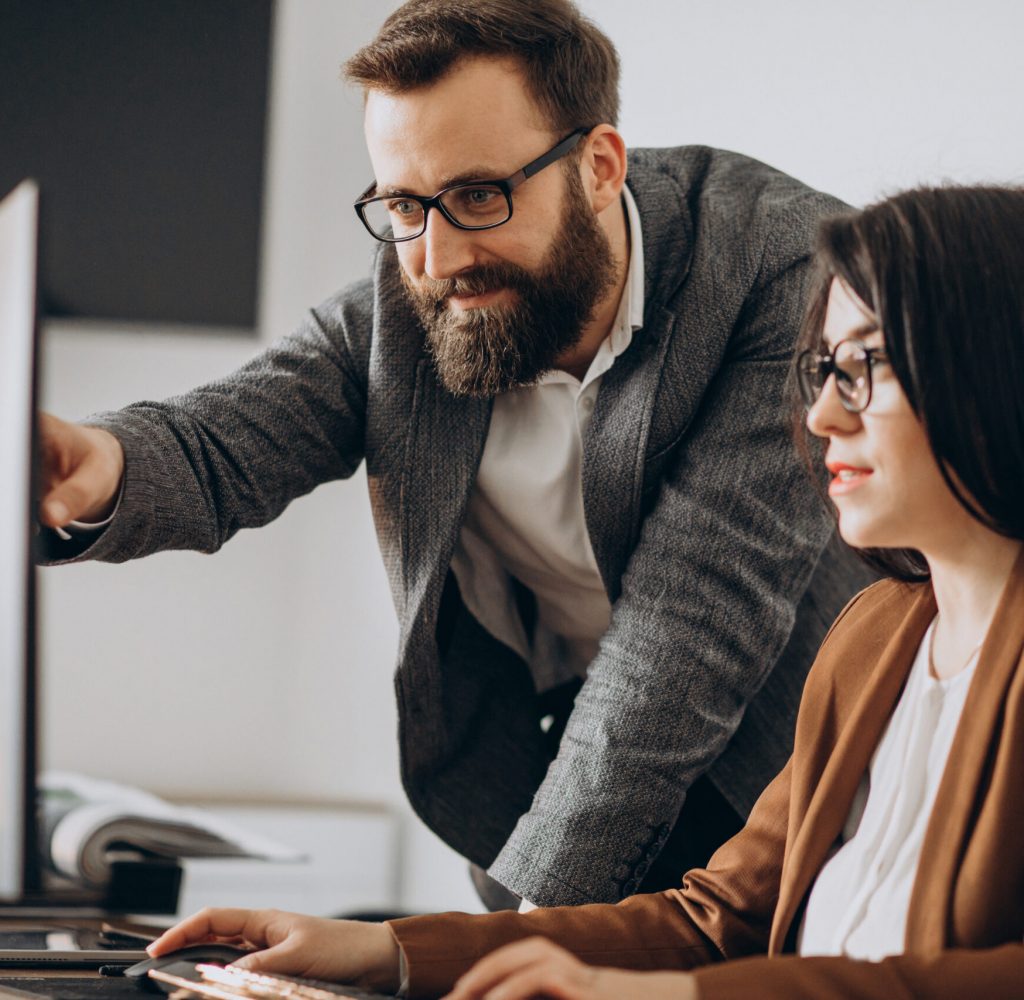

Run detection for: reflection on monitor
[[0, 179, 40, 901]]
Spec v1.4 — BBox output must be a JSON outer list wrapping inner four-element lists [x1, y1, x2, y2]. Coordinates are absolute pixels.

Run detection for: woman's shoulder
[[825, 575, 925, 634], [800, 576, 929, 705]]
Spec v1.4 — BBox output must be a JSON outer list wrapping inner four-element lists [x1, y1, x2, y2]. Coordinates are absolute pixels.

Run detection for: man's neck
[[554, 195, 631, 381]]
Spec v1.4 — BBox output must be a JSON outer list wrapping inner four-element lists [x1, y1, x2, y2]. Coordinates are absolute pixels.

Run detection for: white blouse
[[797, 619, 979, 960]]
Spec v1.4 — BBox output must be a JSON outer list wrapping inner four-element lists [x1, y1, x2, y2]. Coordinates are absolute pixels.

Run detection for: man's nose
[[422, 208, 478, 281], [806, 374, 862, 439]]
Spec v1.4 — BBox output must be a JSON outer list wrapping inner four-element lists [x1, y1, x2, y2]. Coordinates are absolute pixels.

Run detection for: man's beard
[[401, 169, 619, 398]]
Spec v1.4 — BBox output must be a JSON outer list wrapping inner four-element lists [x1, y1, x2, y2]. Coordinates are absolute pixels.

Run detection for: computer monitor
[[0, 179, 41, 902]]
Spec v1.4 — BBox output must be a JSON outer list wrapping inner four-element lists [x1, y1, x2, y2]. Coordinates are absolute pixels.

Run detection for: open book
[[39, 771, 305, 887]]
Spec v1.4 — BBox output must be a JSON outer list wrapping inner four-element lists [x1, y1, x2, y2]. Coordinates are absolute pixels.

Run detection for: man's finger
[[39, 496, 70, 528], [40, 445, 123, 526], [40, 470, 105, 526]]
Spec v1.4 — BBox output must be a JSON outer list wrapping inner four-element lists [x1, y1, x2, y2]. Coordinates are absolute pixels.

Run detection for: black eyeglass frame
[[353, 127, 593, 243], [796, 337, 890, 414]]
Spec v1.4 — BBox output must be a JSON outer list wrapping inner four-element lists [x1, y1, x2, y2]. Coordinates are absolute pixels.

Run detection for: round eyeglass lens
[[362, 198, 425, 240], [796, 350, 825, 407], [833, 340, 870, 411], [439, 185, 511, 228]]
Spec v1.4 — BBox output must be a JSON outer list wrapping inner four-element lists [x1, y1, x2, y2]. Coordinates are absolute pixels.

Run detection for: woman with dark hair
[[148, 186, 1024, 998]]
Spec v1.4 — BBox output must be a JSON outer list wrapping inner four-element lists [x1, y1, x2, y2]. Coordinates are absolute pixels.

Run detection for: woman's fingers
[[148, 907, 280, 956], [469, 959, 593, 1000], [445, 938, 591, 1000]]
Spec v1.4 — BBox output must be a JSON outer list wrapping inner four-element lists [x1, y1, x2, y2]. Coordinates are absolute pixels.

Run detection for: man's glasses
[[353, 127, 592, 243], [796, 338, 890, 414]]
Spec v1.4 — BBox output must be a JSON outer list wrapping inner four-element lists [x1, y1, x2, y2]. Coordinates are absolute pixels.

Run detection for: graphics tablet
[[0, 927, 145, 967]]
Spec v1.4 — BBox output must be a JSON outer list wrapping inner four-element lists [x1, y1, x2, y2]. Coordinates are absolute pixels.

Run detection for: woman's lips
[[826, 461, 874, 497]]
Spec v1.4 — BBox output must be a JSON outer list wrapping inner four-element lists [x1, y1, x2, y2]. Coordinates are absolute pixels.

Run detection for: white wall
[[587, 0, 1024, 205], [39, 0, 1024, 914]]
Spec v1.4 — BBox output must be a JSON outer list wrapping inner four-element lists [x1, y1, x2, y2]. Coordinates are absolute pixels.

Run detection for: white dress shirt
[[450, 188, 645, 695], [797, 618, 979, 959]]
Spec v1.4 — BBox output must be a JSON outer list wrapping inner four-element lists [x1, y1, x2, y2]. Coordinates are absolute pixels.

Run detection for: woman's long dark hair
[[797, 186, 1024, 582]]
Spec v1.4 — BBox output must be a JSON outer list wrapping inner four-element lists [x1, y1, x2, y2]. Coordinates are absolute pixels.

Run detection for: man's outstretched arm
[[37, 285, 374, 565]]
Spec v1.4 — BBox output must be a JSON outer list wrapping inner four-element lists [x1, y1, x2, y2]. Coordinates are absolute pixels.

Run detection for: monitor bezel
[[0, 179, 41, 902]]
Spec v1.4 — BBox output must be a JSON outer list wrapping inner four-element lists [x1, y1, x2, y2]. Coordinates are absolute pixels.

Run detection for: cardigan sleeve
[[690, 943, 1024, 999], [388, 758, 794, 998]]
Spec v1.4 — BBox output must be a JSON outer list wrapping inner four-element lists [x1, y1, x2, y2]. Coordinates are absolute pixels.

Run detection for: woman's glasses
[[796, 338, 889, 414]]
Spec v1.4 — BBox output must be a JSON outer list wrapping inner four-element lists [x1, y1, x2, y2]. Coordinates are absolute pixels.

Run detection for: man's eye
[[453, 187, 501, 212], [386, 199, 419, 217]]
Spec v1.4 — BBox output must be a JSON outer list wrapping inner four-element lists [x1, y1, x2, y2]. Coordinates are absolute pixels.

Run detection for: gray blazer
[[62, 146, 875, 906]]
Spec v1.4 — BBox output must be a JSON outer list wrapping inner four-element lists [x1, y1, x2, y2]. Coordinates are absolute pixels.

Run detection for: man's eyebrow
[[377, 168, 505, 198], [439, 168, 503, 187]]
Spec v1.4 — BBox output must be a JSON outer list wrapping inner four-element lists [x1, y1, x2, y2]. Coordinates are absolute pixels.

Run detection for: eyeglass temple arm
[[507, 127, 593, 192], [355, 180, 378, 203]]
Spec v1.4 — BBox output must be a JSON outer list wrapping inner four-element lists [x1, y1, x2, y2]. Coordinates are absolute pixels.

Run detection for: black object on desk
[[0, 978, 154, 999], [103, 861, 182, 917]]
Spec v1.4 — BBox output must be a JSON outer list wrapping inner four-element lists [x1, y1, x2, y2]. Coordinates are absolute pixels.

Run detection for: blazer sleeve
[[389, 757, 794, 998], [42, 285, 373, 565], [690, 945, 1024, 1000], [487, 219, 842, 905]]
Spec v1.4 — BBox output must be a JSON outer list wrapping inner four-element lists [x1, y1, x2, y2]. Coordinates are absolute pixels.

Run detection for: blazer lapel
[[905, 546, 1024, 951], [399, 358, 492, 624], [583, 161, 696, 591], [770, 583, 938, 951], [583, 306, 675, 592]]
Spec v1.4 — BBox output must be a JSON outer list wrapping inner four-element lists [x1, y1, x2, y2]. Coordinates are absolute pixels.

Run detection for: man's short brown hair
[[344, 0, 620, 133]]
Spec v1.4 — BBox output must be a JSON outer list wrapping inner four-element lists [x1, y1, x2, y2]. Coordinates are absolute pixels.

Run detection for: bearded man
[[38, 0, 873, 910]]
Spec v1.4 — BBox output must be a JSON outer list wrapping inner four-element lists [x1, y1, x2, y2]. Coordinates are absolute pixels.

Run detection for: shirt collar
[[576, 185, 645, 388], [622, 184, 645, 331]]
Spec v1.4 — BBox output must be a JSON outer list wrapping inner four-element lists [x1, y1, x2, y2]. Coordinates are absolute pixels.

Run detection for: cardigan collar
[[771, 545, 1024, 952]]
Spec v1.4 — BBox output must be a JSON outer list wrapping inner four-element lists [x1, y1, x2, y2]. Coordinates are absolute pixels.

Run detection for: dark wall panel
[[0, 0, 273, 329]]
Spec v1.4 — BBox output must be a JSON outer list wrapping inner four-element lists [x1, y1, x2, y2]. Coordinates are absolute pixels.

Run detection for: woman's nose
[[806, 373, 861, 439]]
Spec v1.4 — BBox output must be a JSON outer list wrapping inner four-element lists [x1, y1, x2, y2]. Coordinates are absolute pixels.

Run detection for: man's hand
[[37, 412, 124, 527], [442, 937, 698, 1000], [146, 908, 401, 993]]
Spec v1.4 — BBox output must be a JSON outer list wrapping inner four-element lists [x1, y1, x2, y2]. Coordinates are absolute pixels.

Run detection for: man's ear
[[580, 125, 628, 214]]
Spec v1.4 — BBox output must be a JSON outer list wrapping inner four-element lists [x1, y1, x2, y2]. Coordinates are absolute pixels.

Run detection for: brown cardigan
[[389, 547, 1024, 999]]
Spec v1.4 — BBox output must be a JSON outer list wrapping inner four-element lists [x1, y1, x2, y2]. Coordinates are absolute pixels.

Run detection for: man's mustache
[[414, 264, 529, 308]]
